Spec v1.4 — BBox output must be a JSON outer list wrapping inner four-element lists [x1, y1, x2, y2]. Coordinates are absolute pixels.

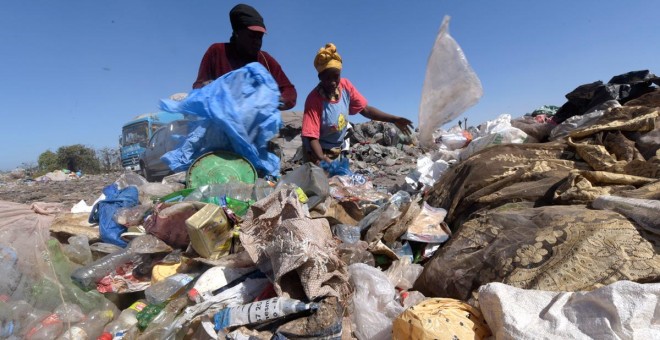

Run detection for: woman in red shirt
[[302, 43, 413, 163]]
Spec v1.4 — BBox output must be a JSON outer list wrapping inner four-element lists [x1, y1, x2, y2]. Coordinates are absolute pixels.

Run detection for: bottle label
[[129, 301, 147, 313]]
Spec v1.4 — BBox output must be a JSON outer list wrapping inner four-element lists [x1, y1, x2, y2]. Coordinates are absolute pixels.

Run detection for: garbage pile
[[1, 67, 659, 340]]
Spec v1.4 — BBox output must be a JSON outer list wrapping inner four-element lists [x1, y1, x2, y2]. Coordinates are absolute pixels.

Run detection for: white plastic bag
[[348, 263, 405, 340], [418, 16, 483, 150]]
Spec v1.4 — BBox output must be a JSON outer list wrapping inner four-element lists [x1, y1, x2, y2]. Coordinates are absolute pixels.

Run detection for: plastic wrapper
[[338, 241, 375, 266], [277, 163, 329, 209], [331, 224, 361, 244], [114, 172, 148, 190], [403, 202, 450, 244], [362, 191, 412, 243], [113, 204, 151, 227], [418, 16, 482, 150], [384, 258, 424, 290], [434, 127, 473, 150], [401, 291, 427, 309], [328, 175, 390, 205], [348, 263, 405, 340]]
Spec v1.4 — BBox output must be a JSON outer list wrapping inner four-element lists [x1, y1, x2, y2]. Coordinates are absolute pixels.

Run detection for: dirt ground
[[0, 171, 121, 208], [0, 166, 409, 210]]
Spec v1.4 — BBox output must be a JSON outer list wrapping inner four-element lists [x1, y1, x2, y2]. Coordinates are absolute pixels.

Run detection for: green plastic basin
[[186, 151, 257, 188]]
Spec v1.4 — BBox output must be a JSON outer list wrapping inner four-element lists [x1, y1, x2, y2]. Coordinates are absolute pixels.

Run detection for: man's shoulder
[[207, 42, 228, 52]]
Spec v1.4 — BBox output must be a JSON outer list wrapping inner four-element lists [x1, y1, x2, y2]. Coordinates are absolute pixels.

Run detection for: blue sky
[[1, 0, 658, 171]]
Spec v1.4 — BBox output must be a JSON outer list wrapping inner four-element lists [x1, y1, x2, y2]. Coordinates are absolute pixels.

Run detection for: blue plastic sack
[[160, 62, 282, 177], [89, 184, 139, 247], [319, 158, 353, 177]]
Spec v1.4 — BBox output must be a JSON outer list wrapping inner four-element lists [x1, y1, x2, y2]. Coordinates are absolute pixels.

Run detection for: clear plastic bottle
[[25, 303, 86, 340], [99, 300, 147, 339], [62, 235, 93, 266], [57, 309, 114, 340], [10, 301, 49, 338], [144, 273, 197, 305], [70, 247, 136, 291]]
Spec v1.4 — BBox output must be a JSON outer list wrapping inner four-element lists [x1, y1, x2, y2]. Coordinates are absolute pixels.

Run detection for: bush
[[56, 144, 101, 174], [38, 150, 59, 173]]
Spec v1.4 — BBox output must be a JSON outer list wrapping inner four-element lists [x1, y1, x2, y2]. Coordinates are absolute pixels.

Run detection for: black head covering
[[229, 4, 266, 33]]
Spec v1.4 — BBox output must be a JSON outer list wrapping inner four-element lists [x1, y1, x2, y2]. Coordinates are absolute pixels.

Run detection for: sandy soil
[[0, 172, 121, 208]]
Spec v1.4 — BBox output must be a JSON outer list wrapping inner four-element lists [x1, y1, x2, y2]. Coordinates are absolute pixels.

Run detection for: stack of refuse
[[1, 14, 659, 337], [2, 69, 659, 338]]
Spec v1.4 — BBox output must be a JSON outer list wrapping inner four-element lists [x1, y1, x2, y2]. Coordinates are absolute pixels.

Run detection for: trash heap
[[1, 67, 659, 339]]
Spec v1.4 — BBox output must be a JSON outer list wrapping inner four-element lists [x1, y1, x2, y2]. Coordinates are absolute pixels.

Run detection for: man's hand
[[394, 117, 414, 135]]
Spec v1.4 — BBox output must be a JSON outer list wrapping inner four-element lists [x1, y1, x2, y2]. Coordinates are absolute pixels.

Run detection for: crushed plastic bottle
[[144, 272, 198, 305]]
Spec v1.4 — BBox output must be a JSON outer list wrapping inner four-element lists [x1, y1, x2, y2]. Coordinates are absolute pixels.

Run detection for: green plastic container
[[158, 188, 195, 203], [186, 151, 257, 188]]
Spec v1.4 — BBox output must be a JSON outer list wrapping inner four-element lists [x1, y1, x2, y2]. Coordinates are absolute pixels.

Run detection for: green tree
[[56, 144, 101, 174], [38, 150, 59, 173]]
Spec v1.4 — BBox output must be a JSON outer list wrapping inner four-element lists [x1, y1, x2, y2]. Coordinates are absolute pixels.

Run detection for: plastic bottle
[[25, 303, 86, 340], [99, 300, 147, 339], [70, 247, 137, 291], [0, 246, 21, 297], [57, 309, 114, 340], [42, 240, 107, 313], [9, 301, 49, 338], [62, 235, 93, 266], [137, 296, 189, 339], [253, 178, 275, 201], [144, 273, 197, 305], [213, 297, 318, 330]]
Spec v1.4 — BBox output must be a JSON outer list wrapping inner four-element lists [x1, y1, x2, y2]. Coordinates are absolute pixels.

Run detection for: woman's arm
[[360, 105, 413, 135], [305, 137, 331, 164]]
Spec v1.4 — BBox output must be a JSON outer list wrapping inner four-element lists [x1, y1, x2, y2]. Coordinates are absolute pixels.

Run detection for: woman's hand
[[394, 117, 414, 135]]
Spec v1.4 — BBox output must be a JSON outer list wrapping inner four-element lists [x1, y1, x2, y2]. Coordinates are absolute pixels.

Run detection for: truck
[[119, 111, 184, 172]]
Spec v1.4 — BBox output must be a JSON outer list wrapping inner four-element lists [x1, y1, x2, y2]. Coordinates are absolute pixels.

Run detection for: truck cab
[[119, 112, 184, 172]]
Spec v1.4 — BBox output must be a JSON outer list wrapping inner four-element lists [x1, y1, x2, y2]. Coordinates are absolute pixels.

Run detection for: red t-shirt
[[302, 78, 367, 139], [192, 43, 297, 110]]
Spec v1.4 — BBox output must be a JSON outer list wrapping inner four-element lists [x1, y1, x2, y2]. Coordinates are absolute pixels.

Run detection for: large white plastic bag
[[348, 263, 405, 340], [419, 16, 483, 150]]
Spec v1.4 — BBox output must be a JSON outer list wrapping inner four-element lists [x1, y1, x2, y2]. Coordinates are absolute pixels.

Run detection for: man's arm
[[192, 45, 218, 89], [261, 52, 297, 110]]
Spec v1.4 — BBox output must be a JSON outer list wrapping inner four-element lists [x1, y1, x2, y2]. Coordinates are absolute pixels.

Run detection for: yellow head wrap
[[314, 43, 342, 74]]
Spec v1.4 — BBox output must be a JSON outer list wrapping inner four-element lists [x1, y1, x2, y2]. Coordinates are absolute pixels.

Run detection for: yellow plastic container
[[151, 262, 182, 284], [185, 204, 232, 259]]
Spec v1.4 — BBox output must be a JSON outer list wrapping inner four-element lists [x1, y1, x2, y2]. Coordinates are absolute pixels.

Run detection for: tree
[[97, 147, 121, 172], [56, 144, 101, 174], [38, 150, 59, 173]]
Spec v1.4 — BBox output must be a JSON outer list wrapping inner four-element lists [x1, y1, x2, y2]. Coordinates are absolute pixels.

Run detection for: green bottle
[[136, 302, 166, 331], [35, 239, 106, 313]]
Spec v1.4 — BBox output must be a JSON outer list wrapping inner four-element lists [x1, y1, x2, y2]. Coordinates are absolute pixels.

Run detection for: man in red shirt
[[192, 4, 297, 110]]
